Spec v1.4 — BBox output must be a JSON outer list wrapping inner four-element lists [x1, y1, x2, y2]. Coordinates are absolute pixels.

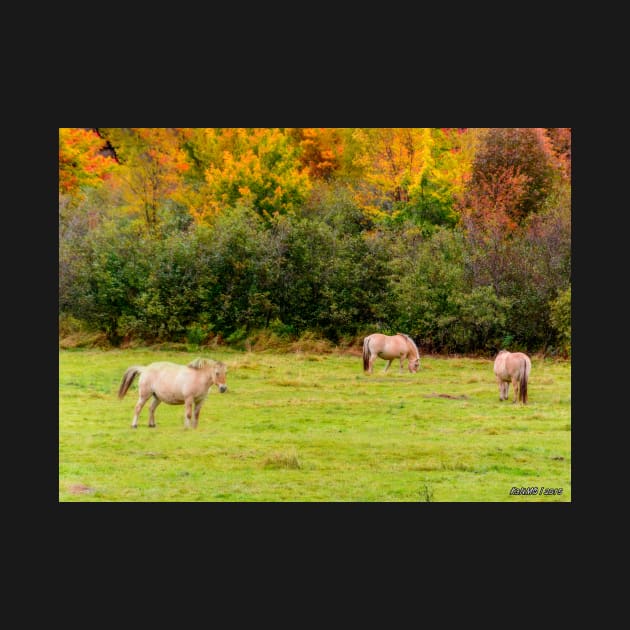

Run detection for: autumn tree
[[545, 127, 571, 180], [350, 128, 428, 220], [181, 128, 311, 224], [406, 128, 472, 228], [287, 128, 344, 180], [350, 128, 471, 228], [59, 128, 118, 195], [59, 127, 571, 354], [465, 128, 557, 227], [98, 128, 191, 233]]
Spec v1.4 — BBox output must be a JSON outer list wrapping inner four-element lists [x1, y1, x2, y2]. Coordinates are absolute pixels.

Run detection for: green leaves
[[59, 129, 570, 353], [549, 285, 571, 357]]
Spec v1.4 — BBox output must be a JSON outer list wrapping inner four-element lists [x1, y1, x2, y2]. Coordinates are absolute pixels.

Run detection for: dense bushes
[[549, 285, 571, 357], [59, 189, 570, 354], [60, 128, 571, 354]]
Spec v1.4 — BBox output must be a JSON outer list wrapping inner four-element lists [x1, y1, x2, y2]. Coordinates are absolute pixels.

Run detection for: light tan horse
[[493, 350, 531, 404], [363, 332, 420, 374], [118, 357, 227, 428]]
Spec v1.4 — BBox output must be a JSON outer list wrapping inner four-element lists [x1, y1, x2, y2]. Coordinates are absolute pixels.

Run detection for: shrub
[[186, 323, 210, 346], [289, 331, 335, 354], [226, 327, 248, 348], [549, 285, 571, 357], [59, 313, 85, 338]]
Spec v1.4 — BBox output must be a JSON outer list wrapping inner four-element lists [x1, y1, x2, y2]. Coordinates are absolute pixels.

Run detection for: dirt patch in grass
[[67, 483, 95, 495]]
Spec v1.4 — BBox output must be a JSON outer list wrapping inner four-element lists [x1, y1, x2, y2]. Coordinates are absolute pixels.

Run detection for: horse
[[493, 350, 531, 404], [362, 332, 421, 374], [117, 357, 227, 429]]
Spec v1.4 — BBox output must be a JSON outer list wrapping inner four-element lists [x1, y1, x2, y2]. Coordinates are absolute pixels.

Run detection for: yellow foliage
[[194, 128, 310, 223], [350, 128, 475, 222], [89, 128, 480, 229]]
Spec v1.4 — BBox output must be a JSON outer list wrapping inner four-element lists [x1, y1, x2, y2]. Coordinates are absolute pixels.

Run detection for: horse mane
[[396, 332, 420, 358], [188, 357, 215, 370]]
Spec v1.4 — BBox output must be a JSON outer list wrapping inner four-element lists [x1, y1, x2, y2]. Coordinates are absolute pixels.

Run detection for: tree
[[288, 128, 344, 180], [460, 164, 531, 236], [98, 128, 191, 233], [351, 128, 431, 220], [545, 127, 571, 180], [59, 128, 118, 195], [466, 128, 557, 226], [350, 128, 471, 228], [406, 128, 472, 228], [185, 128, 312, 224]]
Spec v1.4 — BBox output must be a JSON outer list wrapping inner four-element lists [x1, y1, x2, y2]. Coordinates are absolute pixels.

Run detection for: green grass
[[59, 348, 571, 502]]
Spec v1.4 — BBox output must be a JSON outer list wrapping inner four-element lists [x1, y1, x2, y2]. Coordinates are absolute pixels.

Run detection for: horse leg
[[512, 377, 519, 403], [368, 355, 375, 374], [192, 398, 206, 429], [498, 380, 508, 401], [184, 397, 194, 429], [148, 395, 161, 427], [399, 357, 404, 373], [383, 359, 392, 373], [131, 392, 152, 428]]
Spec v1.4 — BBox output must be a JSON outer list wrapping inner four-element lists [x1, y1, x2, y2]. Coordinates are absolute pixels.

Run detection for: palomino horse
[[493, 350, 531, 404], [363, 332, 420, 374], [118, 357, 227, 428]]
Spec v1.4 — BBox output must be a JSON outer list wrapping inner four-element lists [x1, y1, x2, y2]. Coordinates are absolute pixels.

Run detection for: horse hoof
[[131, 425, 137, 429], [149, 425, 156, 428]]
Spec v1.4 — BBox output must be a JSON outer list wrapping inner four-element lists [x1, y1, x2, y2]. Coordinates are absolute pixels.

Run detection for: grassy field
[[59, 348, 571, 502]]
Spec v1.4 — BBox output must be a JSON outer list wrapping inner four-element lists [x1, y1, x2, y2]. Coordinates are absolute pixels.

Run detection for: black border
[[53, 123, 575, 573]]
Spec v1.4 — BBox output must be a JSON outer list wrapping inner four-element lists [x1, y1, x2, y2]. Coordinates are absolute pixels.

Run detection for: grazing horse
[[118, 357, 227, 428], [363, 332, 421, 374], [493, 350, 531, 404]]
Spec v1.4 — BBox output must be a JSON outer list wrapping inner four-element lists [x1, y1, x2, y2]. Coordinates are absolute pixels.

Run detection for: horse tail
[[520, 358, 528, 404], [118, 366, 142, 399], [362, 336, 371, 372]]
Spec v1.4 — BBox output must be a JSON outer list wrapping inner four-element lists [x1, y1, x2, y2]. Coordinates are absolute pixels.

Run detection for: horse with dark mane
[[118, 357, 227, 428], [362, 332, 421, 374], [493, 350, 531, 404]]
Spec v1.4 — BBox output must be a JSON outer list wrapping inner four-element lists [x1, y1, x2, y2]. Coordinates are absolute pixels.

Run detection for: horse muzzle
[[219, 384, 227, 393]]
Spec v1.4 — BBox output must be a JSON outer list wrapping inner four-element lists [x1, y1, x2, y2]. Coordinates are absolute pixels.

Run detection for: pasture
[[59, 348, 571, 502]]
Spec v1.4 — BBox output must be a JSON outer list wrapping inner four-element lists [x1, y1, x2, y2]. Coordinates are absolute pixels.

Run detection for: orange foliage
[[59, 128, 118, 194], [545, 128, 571, 179], [72, 128, 568, 233], [459, 165, 530, 235], [291, 128, 344, 180]]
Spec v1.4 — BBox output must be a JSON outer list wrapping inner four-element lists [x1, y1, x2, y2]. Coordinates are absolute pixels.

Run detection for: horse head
[[213, 362, 228, 393], [189, 357, 228, 393], [397, 333, 420, 373]]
